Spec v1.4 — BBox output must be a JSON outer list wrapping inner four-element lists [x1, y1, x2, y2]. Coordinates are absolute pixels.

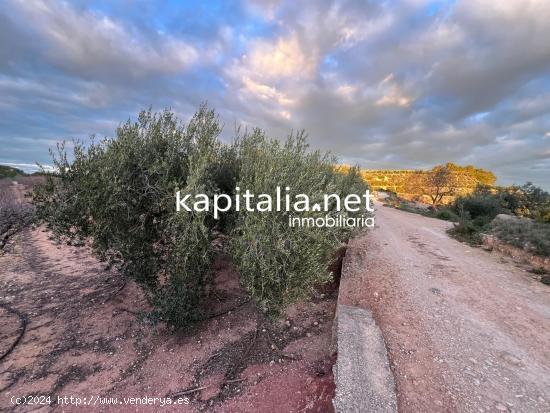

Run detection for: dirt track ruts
[[341, 203, 550, 413]]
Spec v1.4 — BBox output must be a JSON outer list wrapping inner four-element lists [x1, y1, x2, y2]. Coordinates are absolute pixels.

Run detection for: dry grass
[[491, 219, 550, 257]]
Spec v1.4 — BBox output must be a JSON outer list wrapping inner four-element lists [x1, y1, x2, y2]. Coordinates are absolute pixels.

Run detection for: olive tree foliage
[[33, 106, 369, 326], [33, 106, 224, 326], [229, 129, 369, 312]]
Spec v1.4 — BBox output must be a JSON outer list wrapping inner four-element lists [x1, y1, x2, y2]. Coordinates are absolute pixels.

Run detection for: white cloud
[[375, 74, 413, 107], [244, 34, 317, 80]]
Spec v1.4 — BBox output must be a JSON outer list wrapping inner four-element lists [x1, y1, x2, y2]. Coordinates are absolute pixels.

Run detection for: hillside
[[0, 165, 26, 179]]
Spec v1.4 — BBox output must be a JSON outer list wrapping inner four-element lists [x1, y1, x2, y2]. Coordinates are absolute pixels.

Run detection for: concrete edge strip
[[332, 238, 398, 412]]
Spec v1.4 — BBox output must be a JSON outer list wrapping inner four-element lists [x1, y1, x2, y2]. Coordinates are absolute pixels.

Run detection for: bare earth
[[342, 203, 550, 413], [0, 182, 336, 413]]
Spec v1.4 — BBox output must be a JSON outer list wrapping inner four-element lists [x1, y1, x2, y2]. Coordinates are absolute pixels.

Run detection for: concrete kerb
[[332, 240, 398, 412]]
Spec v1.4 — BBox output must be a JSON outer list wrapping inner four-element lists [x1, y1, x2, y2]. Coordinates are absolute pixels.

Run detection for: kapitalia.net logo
[[176, 187, 375, 228]]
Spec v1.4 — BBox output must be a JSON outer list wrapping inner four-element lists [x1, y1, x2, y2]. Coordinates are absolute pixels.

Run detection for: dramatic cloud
[[1, 0, 549, 188]]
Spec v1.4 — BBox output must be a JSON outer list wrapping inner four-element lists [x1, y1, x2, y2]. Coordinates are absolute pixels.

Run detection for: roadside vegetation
[[449, 183, 550, 254], [490, 218, 550, 257], [31, 105, 369, 327], [380, 171, 550, 265], [381, 191, 458, 221]]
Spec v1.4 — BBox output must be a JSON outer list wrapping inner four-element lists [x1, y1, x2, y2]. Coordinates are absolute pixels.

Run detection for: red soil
[[0, 226, 336, 412]]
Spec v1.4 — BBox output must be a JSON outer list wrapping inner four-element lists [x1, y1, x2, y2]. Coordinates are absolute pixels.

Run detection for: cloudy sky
[[1, 0, 549, 188]]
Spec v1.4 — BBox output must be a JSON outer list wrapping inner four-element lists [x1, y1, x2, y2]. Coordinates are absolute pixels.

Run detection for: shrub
[[450, 184, 550, 255], [448, 213, 484, 245], [491, 218, 550, 257], [150, 214, 213, 325], [229, 129, 369, 313], [512, 183, 550, 222], [33, 106, 222, 326], [453, 194, 504, 221], [434, 208, 458, 221], [33, 106, 371, 325], [465, 183, 550, 223]]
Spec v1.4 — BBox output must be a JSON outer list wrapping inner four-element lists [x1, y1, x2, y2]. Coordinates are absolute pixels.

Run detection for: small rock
[[494, 402, 508, 411], [500, 352, 522, 366]]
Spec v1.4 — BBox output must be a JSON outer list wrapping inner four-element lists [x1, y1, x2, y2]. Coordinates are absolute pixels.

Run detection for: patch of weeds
[[433, 208, 458, 221], [491, 219, 550, 257], [527, 267, 550, 285], [385, 200, 458, 222], [448, 220, 484, 246], [528, 267, 548, 275]]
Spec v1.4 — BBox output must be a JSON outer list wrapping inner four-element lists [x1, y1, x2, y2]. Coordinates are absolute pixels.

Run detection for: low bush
[[33, 106, 222, 326], [491, 218, 550, 257], [450, 183, 550, 253], [33, 106, 370, 326], [454, 194, 504, 221], [229, 130, 368, 312], [384, 197, 458, 222], [447, 211, 484, 245], [529, 267, 548, 275], [462, 183, 550, 223], [434, 208, 458, 221]]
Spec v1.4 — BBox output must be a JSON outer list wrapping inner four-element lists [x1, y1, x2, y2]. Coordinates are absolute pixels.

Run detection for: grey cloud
[[7, 0, 199, 83], [224, 0, 550, 188], [1, 0, 549, 189]]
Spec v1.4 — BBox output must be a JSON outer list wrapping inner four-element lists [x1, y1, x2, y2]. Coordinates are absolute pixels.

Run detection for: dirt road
[[341, 204, 550, 413]]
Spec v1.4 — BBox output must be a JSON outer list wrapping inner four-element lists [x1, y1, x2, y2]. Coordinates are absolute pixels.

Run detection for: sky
[[1, 0, 549, 188]]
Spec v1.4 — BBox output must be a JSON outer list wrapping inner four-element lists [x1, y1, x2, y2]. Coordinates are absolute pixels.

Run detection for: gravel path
[[341, 204, 550, 413]]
